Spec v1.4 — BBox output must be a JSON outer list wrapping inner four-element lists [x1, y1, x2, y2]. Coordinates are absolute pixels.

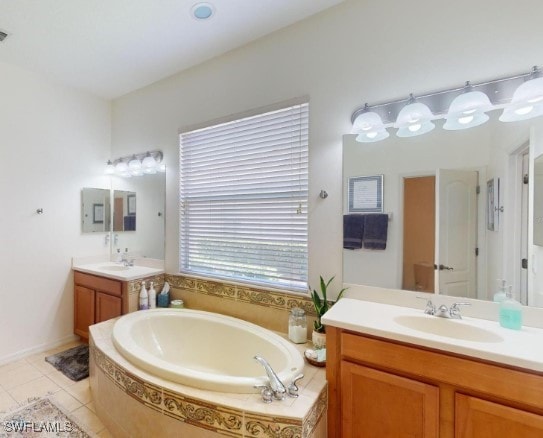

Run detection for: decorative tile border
[[165, 274, 318, 316], [91, 344, 324, 437], [127, 274, 165, 295]]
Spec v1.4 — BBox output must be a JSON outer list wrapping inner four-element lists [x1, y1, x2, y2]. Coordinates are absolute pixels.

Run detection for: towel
[[343, 214, 365, 249], [124, 215, 136, 231], [363, 214, 388, 250]]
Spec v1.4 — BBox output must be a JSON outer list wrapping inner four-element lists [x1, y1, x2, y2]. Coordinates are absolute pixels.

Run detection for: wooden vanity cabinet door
[[341, 360, 439, 437], [95, 291, 122, 324], [74, 285, 95, 339], [455, 394, 543, 438]]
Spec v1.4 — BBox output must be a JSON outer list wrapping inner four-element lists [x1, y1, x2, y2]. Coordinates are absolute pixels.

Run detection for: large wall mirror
[[111, 171, 166, 260], [343, 113, 543, 307]]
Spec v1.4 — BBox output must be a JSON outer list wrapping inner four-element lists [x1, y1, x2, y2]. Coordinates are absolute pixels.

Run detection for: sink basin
[[394, 315, 504, 343], [98, 265, 130, 272]]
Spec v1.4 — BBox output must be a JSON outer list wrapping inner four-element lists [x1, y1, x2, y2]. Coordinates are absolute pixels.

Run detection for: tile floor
[[0, 341, 111, 437]]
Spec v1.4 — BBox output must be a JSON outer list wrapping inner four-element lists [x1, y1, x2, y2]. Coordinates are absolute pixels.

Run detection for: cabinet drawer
[[74, 271, 122, 297]]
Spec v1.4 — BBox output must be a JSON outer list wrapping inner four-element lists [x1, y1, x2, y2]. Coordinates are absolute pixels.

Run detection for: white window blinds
[[179, 102, 309, 291]]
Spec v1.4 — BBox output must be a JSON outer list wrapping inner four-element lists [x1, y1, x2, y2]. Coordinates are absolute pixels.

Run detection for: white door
[[436, 169, 478, 298]]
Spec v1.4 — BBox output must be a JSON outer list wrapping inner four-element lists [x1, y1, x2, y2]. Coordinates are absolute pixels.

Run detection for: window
[[179, 102, 309, 291]]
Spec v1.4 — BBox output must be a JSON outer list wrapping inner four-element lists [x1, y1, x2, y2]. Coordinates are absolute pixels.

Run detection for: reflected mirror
[[111, 172, 165, 260], [81, 188, 110, 233], [343, 114, 543, 307]]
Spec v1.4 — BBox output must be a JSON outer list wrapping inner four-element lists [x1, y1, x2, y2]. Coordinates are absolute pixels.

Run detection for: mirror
[[534, 156, 543, 246], [81, 188, 110, 233], [113, 190, 136, 232], [343, 113, 543, 306], [111, 172, 166, 260]]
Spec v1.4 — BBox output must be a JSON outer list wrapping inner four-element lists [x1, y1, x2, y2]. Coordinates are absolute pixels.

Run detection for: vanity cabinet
[[327, 328, 543, 438], [74, 271, 125, 340]]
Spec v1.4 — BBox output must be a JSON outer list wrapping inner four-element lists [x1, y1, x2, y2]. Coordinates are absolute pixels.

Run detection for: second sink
[[394, 315, 504, 343]]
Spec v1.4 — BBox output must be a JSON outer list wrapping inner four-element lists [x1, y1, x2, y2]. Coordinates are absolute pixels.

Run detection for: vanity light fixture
[[350, 65, 543, 143], [444, 82, 493, 130], [105, 151, 164, 177], [394, 94, 435, 137], [500, 67, 543, 122], [352, 104, 390, 143]]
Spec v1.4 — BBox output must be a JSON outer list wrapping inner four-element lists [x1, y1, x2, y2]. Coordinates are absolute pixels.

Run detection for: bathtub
[[112, 308, 305, 393]]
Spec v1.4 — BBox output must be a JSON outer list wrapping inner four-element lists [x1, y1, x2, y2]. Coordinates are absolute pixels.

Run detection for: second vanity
[[72, 258, 164, 341], [323, 298, 543, 437]]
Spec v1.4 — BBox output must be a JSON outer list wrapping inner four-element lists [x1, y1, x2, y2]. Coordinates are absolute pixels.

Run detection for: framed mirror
[[81, 188, 111, 233]]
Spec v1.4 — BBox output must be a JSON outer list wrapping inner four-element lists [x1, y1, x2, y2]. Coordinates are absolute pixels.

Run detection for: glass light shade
[[500, 77, 543, 122], [444, 91, 492, 130], [142, 154, 157, 174], [352, 111, 390, 143], [394, 102, 435, 137], [115, 161, 128, 174], [105, 160, 115, 175], [158, 162, 166, 172], [128, 156, 142, 172]]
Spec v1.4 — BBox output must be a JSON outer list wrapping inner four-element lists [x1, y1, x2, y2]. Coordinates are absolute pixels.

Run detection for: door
[[436, 169, 478, 298], [341, 361, 439, 437], [456, 394, 543, 437]]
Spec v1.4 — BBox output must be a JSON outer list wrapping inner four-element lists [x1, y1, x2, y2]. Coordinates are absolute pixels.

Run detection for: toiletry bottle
[[148, 282, 157, 309], [493, 279, 507, 303], [499, 286, 522, 330], [139, 282, 149, 310]]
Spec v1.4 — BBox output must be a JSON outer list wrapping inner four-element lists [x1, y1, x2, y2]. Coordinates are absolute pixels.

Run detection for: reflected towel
[[124, 215, 136, 231], [363, 214, 388, 250], [343, 214, 365, 249]]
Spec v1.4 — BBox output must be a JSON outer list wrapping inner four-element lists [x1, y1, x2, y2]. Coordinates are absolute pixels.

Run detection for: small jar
[[288, 308, 307, 344], [170, 299, 184, 309]]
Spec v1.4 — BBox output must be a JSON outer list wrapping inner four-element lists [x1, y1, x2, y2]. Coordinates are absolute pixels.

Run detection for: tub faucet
[[254, 356, 287, 400]]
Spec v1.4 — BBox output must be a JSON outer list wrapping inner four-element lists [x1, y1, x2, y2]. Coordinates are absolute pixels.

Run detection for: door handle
[[434, 264, 454, 271]]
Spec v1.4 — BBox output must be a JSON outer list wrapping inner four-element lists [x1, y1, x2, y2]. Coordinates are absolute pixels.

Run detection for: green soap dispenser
[[493, 279, 507, 303], [499, 286, 522, 330]]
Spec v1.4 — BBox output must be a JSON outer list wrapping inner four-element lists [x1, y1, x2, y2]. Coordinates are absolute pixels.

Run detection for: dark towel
[[363, 214, 388, 250], [124, 215, 136, 231], [343, 214, 365, 249]]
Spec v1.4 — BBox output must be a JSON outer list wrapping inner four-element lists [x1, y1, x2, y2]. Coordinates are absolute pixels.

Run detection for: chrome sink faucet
[[254, 356, 304, 403], [120, 251, 134, 267], [416, 297, 471, 319]]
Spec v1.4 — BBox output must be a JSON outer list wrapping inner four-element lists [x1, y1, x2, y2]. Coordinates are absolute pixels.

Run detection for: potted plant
[[311, 276, 347, 349]]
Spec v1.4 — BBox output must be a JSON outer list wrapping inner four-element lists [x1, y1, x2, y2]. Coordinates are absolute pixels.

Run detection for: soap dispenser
[[493, 279, 507, 303], [148, 282, 157, 309], [499, 286, 522, 330], [139, 282, 149, 310]]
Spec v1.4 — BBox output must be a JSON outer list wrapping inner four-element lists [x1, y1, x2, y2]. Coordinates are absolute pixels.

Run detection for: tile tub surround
[[89, 319, 327, 437], [166, 274, 320, 337]]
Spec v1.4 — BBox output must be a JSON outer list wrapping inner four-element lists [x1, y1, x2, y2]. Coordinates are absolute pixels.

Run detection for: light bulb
[[408, 123, 422, 132], [115, 161, 128, 174], [458, 115, 474, 125], [128, 155, 141, 172], [142, 153, 157, 173], [367, 131, 378, 139], [515, 105, 533, 116], [105, 160, 115, 175]]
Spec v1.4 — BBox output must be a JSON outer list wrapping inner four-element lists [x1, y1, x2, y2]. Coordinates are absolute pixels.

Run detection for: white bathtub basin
[[112, 309, 305, 393]]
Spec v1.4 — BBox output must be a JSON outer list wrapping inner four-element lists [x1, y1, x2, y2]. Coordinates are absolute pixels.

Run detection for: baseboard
[[0, 334, 79, 366]]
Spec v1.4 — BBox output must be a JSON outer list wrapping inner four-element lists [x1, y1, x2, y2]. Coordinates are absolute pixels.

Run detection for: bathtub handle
[[254, 385, 274, 403], [287, 374, 304, 398]]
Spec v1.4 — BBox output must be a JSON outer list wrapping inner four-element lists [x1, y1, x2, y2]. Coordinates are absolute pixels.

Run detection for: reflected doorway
[[402, 176, 436, 293]]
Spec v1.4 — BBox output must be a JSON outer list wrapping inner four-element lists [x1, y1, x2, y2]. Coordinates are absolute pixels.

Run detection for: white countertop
[[322, 298, 543, 373], [73, 261, 164, 281]]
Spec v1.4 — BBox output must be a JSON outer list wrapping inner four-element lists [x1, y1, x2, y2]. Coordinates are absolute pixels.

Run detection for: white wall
[[111, 0, 543, 297], [0, 62, 111, 363]]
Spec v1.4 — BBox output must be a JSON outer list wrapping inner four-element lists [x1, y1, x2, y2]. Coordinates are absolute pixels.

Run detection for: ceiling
[[0, 0, 344, 99]]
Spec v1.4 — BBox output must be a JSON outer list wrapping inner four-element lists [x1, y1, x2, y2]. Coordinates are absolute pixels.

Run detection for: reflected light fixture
[[352, 104, 389, 143], [444, 82, 492, 130], [500, 67, 543, 122], [105, 160, 115, 175], [142, 152, 157, 174], [394, 94, 435, 137], [128, 155, 143, 176]]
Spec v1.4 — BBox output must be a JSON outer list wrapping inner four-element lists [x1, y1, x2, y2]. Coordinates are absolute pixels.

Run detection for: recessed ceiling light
[[191, 3, 215, 20], [0, 31, 8, 42]]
